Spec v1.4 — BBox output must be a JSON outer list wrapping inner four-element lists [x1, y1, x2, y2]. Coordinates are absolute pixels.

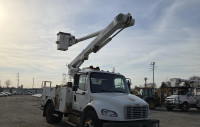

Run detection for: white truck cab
[[73, 70, 148, 120]]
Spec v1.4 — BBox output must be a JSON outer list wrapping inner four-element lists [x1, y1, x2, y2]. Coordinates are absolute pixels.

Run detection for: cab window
[[114, 78, 125, 89], [78, 75, 87, 91]]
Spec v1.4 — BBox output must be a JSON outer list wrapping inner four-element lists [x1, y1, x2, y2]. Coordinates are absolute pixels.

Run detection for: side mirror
[[72, 74, 80, 91], [72, 85, 78, 91], [74, 74, 80, 86], [67, 82, 72, 87]]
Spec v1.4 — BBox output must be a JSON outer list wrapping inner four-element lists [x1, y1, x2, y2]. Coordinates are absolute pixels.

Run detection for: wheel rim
[[84, 118, 94, 127]]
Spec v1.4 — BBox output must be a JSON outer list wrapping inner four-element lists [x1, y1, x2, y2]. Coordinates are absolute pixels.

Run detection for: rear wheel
[[46, 103, 57, 124], [80, 111, 102, 127]]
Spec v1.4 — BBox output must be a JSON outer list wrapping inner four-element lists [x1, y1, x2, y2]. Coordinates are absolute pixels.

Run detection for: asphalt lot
[[0, 95, 200, 127]]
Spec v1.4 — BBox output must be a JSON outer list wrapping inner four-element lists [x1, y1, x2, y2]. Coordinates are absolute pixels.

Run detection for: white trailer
[[41, 13, 159, 127]]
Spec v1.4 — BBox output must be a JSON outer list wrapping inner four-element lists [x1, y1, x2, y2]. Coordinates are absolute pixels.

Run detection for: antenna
[[112, 67, 115, 73]]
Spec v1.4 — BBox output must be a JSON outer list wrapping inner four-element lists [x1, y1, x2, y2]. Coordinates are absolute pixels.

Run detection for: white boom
[[170, 78, 200, 87], [56, 13, 135, 77]]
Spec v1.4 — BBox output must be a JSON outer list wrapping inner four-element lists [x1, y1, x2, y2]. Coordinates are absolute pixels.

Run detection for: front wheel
[[55, 113, 63, 123], [80, 111, 102, 127], [166, 106, 173, 111], [181, 102, 189, 112]]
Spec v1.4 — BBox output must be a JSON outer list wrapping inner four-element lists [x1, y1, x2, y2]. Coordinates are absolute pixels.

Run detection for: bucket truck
[[41, 13, 159, 127], [165, 78, 200, 111]]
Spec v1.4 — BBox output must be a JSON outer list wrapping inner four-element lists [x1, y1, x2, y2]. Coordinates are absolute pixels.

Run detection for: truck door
[[72, 74, 90, 111], [187, 92, 196, 104]]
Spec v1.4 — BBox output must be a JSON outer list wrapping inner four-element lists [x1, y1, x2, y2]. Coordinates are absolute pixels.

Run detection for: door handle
[[74, 95, 76, 102]]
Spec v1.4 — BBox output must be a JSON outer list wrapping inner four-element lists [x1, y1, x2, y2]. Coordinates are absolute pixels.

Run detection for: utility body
[[41, 13, 159, 127]]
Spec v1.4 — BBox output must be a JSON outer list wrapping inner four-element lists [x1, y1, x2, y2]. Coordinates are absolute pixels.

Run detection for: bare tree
[[5, 79, 12, 88], [189, 76, 200, 80]]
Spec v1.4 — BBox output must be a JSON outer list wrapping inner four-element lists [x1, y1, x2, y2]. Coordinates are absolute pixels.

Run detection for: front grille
[[165, 98, 174, 103], [124, 106, 148, 119]]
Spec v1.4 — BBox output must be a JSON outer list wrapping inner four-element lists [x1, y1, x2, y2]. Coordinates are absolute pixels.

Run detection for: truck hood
[[166, 95, 178, 99], [91, 93, 148, 107], [90, 93, 149, 121]]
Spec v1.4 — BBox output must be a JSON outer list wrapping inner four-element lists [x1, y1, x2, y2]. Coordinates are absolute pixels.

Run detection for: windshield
[[173, 88, 189, 95], [139, 89, 154, 97], [90, 72, 129, 93]]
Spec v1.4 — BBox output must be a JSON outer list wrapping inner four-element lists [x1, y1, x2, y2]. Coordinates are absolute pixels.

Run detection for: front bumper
[[103, 119, 159, 127], [165, 102, 175, 107], [165, 102, 181, 109]]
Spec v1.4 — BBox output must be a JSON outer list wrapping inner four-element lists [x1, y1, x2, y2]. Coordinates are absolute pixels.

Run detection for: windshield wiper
[[114, 90, 126, 93], [99, 89, 126, 93], [99, 90, 112, 92]]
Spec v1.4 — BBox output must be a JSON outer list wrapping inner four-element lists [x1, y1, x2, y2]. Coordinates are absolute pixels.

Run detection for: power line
[[159, 64, 200, 67]]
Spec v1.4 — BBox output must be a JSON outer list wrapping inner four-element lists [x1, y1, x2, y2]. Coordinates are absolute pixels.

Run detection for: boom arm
[[56, 13, 135, 77], [170, 78, 200, 87]]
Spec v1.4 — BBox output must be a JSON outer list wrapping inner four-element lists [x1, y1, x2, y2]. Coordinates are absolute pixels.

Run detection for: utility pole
[[16, 72, 19, 88], [0, 80, 1, 87], [32, 78, 34, 88], [150, 62, 156, 87]]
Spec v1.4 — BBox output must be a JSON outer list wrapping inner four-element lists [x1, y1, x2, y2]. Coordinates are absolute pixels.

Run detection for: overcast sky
[[0, 0, 200, 88]]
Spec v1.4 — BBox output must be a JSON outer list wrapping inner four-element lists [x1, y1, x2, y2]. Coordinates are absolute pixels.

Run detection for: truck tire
[[148, 100, 156, 109], [46, 103, 57, 124], [166, 106, 173, 111], [80, 111, 102, 127], [181, 102, 189, 112]]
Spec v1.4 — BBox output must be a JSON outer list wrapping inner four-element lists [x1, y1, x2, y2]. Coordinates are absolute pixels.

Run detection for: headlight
[[174, 98, 177, 103], [101, 109, 118, 117]]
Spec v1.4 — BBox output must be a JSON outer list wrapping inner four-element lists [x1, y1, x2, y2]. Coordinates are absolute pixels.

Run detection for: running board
[[65, 121, 79, 127]]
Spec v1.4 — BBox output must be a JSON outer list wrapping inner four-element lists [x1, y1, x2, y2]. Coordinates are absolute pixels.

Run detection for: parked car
[[4, 92, 11, 96], [0, 93, 4, 97], [12, 91, 17, 95], [0, 92, 8, 97]]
